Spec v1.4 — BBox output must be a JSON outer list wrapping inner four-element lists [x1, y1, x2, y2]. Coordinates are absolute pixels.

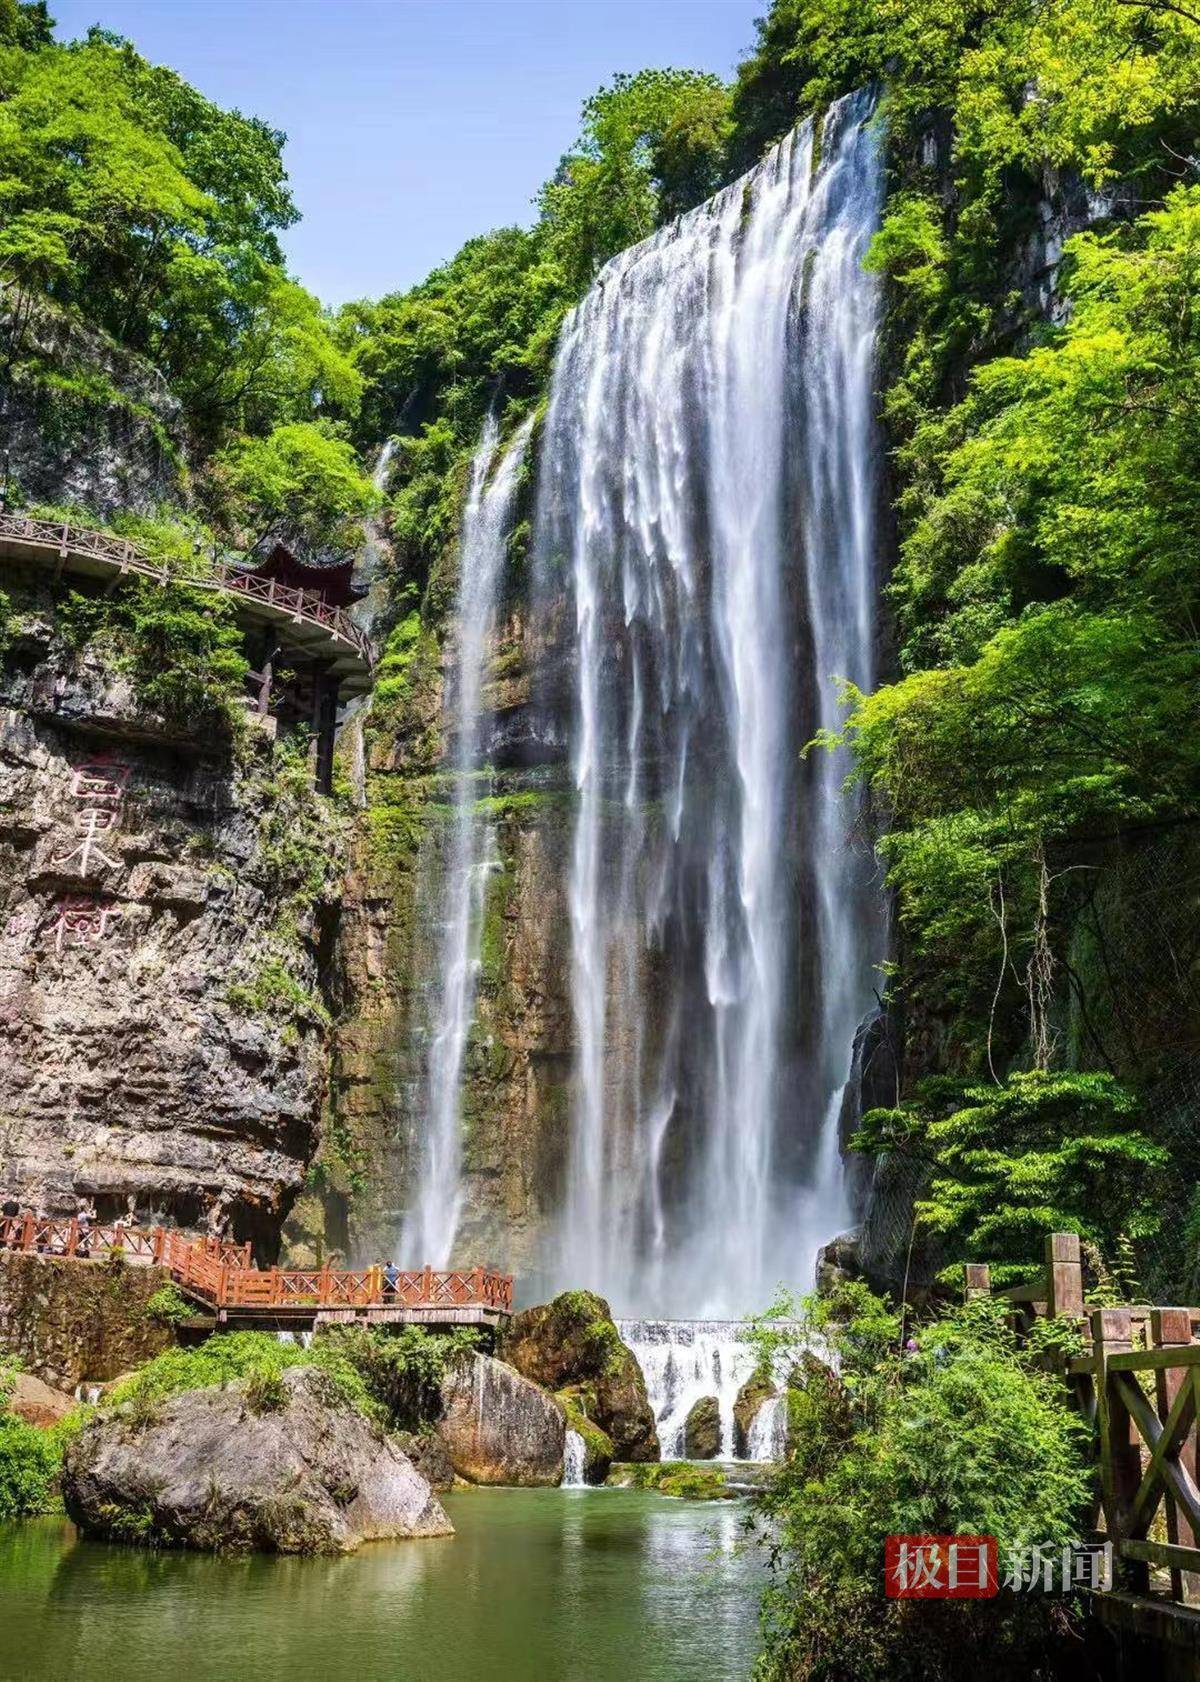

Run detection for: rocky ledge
[[62, 1365, 452, 1554]]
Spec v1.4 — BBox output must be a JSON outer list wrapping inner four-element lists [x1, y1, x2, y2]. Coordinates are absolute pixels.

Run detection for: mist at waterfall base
[[397, 89, 885, 1319]]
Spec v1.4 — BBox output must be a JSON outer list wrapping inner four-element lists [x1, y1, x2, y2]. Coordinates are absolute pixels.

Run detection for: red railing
[[0, 1208, 512, 1317], [0, 513, 373, 665]]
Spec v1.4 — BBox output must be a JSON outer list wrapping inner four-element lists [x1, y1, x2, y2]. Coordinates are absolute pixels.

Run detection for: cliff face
[[0, 571, 341, 1253], [317, 605, 573, 1276]]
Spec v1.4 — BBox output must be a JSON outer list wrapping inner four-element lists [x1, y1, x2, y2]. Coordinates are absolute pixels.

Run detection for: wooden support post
[[20, 1212, 33, 1252], [1094, 1307, 1149, 1593], [964, 1263, 991, 1301], [422, 1265, 433, 1304], [65, 1218, 78, 1259], [152, 1226, 164, 1266], [319, 1264, 331, 1305], [1152, 1308, 1200, 1604], [1046, 1232, 1084, 1320], [472, 1264, 484, 1303]]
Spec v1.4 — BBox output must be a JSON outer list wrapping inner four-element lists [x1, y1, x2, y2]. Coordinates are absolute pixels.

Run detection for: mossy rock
[[499, 1290, 659, 1462], [682, 1394, 721, 1460], [553, 1387, 613, 1484], [732, 1371, 777, 1459], [605, 1461, 734, 1502]]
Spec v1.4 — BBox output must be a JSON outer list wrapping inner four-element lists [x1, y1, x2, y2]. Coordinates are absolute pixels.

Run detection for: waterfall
[[535, 88, 885, 1314], [562, 1430, 587, 1487], [617, 1319, 782, 1461], [399, 414, 532, 1267], [745, 1392, 788, 1462]]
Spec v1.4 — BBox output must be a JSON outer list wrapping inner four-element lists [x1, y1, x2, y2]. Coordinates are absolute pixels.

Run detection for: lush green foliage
[[754, 1285, 1090, 1682], [856, 1070, 1168, 1281], [216, 421, 379, 559], [0, 6, 364, 553], [0, 1357, 73, 1519], [314, 1325, 480, 1431], [104, 1331, 380, 1422]]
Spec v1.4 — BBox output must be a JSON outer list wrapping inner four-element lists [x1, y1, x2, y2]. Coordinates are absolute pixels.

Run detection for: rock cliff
[[0, 571, 342, 1252]]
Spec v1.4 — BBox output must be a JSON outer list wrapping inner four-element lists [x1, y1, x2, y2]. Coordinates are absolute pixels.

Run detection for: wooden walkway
[[970, 1232, 1200, 1669], [0, 513, 373, 697], [0, 1211, 512, 1328]]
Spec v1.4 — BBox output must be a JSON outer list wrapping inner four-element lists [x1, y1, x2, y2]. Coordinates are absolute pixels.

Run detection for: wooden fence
[[970, 1232, 1200, 1605], [0, 512, 373, 664], [0, 1210, 512, 1319]]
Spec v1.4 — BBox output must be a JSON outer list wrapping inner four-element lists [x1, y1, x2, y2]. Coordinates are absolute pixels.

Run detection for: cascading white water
[[535, 89, 885, 1314], [745, 1392, 788, 1462], [617, 1319, 787, 1461], [562, 1430, 587, 1487], [399, 415, 532, 1267]]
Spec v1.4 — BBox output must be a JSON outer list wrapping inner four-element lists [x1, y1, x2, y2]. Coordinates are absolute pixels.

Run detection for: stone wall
[[0, 573, 342, 1254], [0, 1251, 173, 1389]]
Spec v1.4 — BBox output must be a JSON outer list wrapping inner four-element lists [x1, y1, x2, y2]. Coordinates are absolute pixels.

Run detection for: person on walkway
[[383, 1260, 400, 1303]]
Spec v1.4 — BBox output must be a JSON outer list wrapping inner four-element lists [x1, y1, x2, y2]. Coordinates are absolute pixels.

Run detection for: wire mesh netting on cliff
[[855, 822, 1200, 1305]]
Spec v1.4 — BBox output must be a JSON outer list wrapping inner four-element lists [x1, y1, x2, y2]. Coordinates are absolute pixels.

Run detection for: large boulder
[[499, 1291, 659, 1462], [62, 1366, 452, 1554], [8, 1372, 78, 1428], [438, 1353, 564, 1486], [683, 1394, 721, 1460]]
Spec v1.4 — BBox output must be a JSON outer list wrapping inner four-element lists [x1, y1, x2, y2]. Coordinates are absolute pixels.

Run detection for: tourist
[[383, 1260, 400, 1303]]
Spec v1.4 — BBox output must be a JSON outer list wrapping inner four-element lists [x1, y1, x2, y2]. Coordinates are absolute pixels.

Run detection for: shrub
[[0, 1415, 62, 1518], [753, 1285, 1091, 1682], [105, 1331, 378, 1423], [144, 1283, 193, 1327]]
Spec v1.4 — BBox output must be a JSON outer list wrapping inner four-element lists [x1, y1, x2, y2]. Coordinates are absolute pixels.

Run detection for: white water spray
[[400, 415, 532, 1267]]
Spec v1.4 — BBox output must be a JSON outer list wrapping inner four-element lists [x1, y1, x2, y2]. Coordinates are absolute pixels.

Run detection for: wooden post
[[151, 1226, 164, 1266], [1046, 1232, 1084, 1319], [319, 1264, 331, 1306], [964, 1263, 991, 1301], [20, 1211, 33, 1252], [1094, 1307, 1149, 1592], [422, 1264, 433, 1304], [1152, 1308, 1200, 1604], [472, 1264, 484, 1303]]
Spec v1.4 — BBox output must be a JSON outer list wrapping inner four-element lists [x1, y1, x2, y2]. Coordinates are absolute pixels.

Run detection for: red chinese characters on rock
[[886, 1535, 999, 1599], [50, 894, 123, 955], [51, 753, 131, 879]]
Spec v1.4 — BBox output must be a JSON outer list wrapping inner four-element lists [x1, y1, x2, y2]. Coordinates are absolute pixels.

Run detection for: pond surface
[[0, 1489, 765, 1682]]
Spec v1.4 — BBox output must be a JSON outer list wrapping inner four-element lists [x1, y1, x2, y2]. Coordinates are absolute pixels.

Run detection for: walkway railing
[[969, 1232, 1200, 1606], [0, 1209, 512, 1317], [0, 513, 373, 665]]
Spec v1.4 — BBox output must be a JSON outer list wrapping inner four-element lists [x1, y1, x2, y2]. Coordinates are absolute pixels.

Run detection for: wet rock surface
[[682, 1394, 721, 1461], [499, 1291, 659, 1463], [437, 1352, 564, 1486]]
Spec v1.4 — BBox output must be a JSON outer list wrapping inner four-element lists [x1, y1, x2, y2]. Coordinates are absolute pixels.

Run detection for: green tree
[[218, 421, 380, 558]]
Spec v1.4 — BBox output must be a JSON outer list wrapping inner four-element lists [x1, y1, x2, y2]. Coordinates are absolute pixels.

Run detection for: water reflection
[[0, 1491, 765, 1682]]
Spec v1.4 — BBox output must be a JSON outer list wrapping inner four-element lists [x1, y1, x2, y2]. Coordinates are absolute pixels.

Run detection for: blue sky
[[49, 0, 760, 306]]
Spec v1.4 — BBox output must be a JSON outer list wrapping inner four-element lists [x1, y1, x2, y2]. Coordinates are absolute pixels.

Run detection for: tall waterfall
[[399, 414, 532, 1267], [535, 89, 885, 1314]]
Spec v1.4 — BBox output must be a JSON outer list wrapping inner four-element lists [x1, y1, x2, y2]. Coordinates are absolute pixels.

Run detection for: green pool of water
[[0, 1489, 765, 1682]]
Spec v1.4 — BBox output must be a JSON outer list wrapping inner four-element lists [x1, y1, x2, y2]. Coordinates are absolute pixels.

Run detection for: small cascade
[[617, 1319, 775, 1460], [562, 1429, 587, 1487], [745, 1392, 788, 1462]]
